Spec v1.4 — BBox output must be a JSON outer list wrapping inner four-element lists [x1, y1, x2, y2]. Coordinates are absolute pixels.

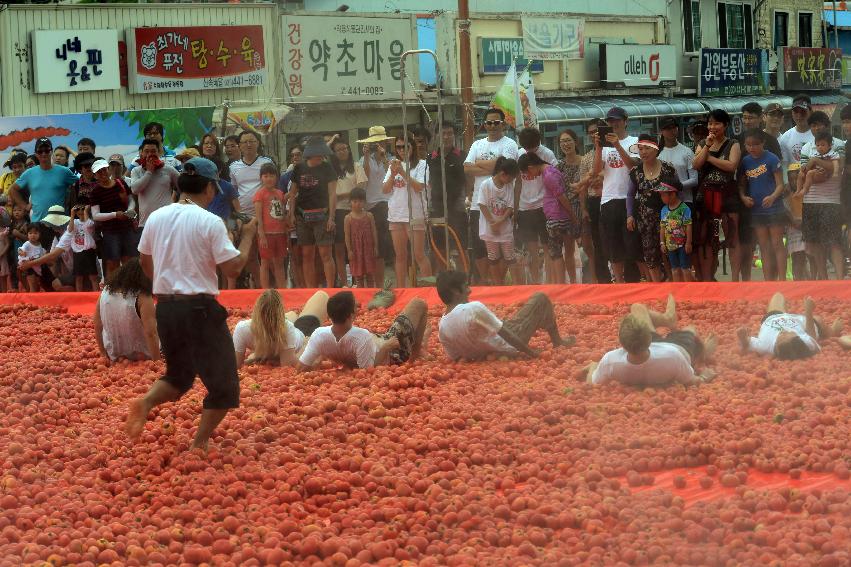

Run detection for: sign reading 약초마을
[[699, 48, 770, 97], [778, 47, 843, 91], [283, 14, 416, 101], [126, 26, 266, 94], [31, 30, 121, 93], [599, 44, 677, 88]]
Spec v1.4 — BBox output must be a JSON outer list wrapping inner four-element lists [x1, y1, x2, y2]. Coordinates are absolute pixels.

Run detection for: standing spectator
[[66, 204, 99, 291], [330, 139, 367, 286], [77, 138, 96, 154], [288, 137, 337, 288], [90, 159, 137, 277], [739, 129, 787, 281], [658, 117, 697, 208], [344, 187, 378, 287], [740, 103, 782, 158], [628, 135, 681, 282], [359, 126, 394, 287], [53, 146, 72, 167], [516, 127, 557, 284], [201, 158, 239, 224], [591, 107, 640, 283], [141, 122, 178, 168], [279, 145, 303, 191], [478, 157, 521, 285], [24, 155, 37, 170], [795, 111, 846, 280], [552, 128, 589, 284], [108, 154, 131, 187], [18, 224, 46, 292], [9, 137, 77, 249], [130, 139, 179, 229], [578, 120, 607, 283], [0, 223, 10, 292], [841, 105, 851, 249], [693, 109, 742, 281], [280, 145, 304, 287], [384, 132, 431, 287], [67, 152, 97, 209], [1, 153, 27, 201], [198, 133, 227, 179], [127, 170, 258, 452], [254, 162, 289, 289], [464, 108, 519, 284], [427, 123, 469, 267], [779, 96, 814, 172], [780, 97, 815, 281], [658, 183, 694, 282], [222, 135, 242, 168]]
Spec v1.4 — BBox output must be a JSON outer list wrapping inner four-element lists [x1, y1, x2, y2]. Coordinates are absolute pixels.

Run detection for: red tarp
[[2, 280, 851, 315]]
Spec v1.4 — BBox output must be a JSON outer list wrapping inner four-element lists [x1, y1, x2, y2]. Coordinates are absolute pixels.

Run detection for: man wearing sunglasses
[[464, 108, 519, 283], [9, 137, 78, 250]]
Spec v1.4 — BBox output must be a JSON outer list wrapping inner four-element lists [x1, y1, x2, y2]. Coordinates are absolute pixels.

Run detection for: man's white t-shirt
[[779, 127, 814, 169], [232, 319, 306, 358], [464, 136, 519, 212], [477, 178, 514, 242], [438, 301, 515, 361], [137, 203, 239, 296], [591, 343, 696, 386], [659, 143, 697, 204], [230, 157, 275, 217], [299, 326, 378, 368], [384, 160, 428, 223], [517, 145, 557, 211], [799, 140, 845, 204], [361, 155, 390, 207], [600, 136, 639, 205], [749, 313, 819, 357]]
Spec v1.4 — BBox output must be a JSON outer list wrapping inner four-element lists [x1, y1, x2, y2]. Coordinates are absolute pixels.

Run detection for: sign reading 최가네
[[521, 17, 584, 61], [698, 48, 770, 97], [478, 38, 544, 75], [31, 30, 121, 93], [599, 44, 677, 88], [778, 47, 843, 91], [126, 26, 266, 94], [283, 14, 416, 101]]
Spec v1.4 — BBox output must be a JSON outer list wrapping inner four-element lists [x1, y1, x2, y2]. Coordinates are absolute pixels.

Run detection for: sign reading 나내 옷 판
[[283, 14, 417, 102]]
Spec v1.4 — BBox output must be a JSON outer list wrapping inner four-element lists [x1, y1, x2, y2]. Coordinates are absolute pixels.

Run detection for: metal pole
[[399, 49, 448, 285], [833, 1, 840, 49], [458, 0, 475, 149], [220, 100, 230, 138]]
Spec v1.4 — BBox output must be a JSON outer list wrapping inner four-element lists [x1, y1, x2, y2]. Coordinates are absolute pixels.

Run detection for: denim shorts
[[667, 247, 690, 269], [101, 229, 140, 261]]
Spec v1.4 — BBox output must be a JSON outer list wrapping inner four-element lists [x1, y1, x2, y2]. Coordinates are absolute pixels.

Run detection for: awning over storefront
[[212, 102, 292, 135], [697, 95, 794, 114], [535, 97, 706, 124]]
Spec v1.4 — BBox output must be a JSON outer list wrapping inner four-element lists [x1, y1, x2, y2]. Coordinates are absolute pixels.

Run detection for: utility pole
[[458, 0, 475, 148]]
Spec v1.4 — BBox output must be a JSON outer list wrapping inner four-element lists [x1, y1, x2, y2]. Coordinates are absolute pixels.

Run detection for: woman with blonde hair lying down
[[233, 289, 329, 368]]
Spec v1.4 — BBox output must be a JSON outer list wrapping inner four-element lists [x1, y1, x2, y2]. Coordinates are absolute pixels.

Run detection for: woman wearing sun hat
[[627, 134, 682, 282], [358, 125, 395, 286]]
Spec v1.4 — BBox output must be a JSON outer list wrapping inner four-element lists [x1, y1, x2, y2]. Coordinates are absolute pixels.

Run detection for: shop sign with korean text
[[778, 47, 842, 91], [478, 38, 543, 75], [126, 26, 266, 94], [31, 30, 121, 93], [521, 17, 584, 60], [283, 14, 416, 102], [699, 48, 769, 97], [600, 44, 676, 88]]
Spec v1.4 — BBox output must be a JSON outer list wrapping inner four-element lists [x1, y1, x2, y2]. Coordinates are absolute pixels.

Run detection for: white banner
[[31, 30, 121, 93], [521, 17, 584, 60]]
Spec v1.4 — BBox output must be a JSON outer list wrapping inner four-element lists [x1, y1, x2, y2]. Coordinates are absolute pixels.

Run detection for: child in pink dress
[[344, 187, 378, 287]]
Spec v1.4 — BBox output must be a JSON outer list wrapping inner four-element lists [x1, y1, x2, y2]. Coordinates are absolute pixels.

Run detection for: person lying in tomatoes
[[436, 270, 575, 361], [737, 293, 842, 360], [296, 290, 429, 370], [582, 295, 717, 387]]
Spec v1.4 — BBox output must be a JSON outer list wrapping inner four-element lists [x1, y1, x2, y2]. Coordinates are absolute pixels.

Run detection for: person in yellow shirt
[[0, 153, 27, 200]]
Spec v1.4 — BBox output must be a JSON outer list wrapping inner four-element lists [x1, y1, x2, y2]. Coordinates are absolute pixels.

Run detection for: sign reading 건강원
[[126, 26, 266, 94], [31, 30, 121, 93], [699, 48, 769, 97], [283, 14, 416, 101]]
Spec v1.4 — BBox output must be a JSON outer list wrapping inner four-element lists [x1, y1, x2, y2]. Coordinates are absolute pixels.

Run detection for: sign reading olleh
[[600, 44, 676, 88]]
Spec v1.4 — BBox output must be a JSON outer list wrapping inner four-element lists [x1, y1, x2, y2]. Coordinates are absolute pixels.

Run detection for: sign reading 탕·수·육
[[284, 15, 416, 101], [31, 30, 121, 93], [126, 26, 266, 94], [699, 48, 769, 97], [600, 44, 676, 88]]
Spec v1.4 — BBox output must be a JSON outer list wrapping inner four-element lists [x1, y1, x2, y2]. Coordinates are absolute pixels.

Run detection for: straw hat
[[357, 126, 393, 144], [176, 147, 201, 162], [41, 205, 71, 227]]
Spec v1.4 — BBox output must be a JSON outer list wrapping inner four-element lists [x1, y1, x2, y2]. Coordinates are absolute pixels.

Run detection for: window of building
[[718, 2, 754, 49], [798, 12, 813, 47], [774, 12, 789, 50], [683, 0, 703, 53]]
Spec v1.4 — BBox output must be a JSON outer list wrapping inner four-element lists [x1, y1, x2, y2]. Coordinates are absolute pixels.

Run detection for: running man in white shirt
[[436, 270, 575, 361], [126, 159, 258, 451], [582, 295, 717, 387], [297, 291, 429, 370], [737, 293, 842, 360]]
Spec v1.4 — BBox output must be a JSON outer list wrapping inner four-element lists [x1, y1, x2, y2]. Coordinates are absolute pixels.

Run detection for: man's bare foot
[[736, 327, 750, 352], [126, 398, 148, 440], [662, 294, 677, 329], [704, 333, 718, 359], [556, 335, 577, 348], [839, 335, 851, 350], [830, 319, 843, 337], [804, 296, 815, 315]]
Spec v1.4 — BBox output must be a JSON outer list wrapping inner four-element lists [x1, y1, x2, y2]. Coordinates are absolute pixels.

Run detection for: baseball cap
[[108, 153, 125, 166], [606, 107, 628, 121], [91, 159, 110, 174], [659, 116, 679, 129], [792, 96, 811, 110], [183, 157, 222, 192], [764, 103, 784, 115], [35, 137, 53, 150]]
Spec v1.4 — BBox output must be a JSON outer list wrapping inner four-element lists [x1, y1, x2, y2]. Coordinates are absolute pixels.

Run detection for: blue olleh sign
[[699, 48, 769, 97]]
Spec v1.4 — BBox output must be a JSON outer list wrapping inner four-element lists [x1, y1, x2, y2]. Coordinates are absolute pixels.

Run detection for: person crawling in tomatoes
[[737, 293, 842, 360], [436, 270, 575, 361], [582, 294, 717, 387]]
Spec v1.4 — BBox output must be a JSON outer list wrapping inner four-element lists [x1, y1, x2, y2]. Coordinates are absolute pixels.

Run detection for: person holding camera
[[91, 159, 138, 277], [359, 126, 395, 286], [67, 204, 99, 291]]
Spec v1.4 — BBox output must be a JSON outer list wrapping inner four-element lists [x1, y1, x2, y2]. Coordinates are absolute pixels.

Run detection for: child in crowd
[[18, 224, 46, 292], [344, 187, 378, 288], [254, 162, 289, 289], [799, 131, 840, 196], [67, 205, 100, 291], [10, 206, 28, 291], [478, 157, 521, 285], [658, 183, 693, 282], [0, 225, 10, 292]]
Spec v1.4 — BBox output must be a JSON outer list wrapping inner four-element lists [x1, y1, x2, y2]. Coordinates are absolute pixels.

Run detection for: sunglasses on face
[[36, 149, 51, 155], [484, 120, 503, 126]]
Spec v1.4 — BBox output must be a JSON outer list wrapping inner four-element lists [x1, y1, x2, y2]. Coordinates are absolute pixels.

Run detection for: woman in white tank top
[[94, 258, 159, 363]]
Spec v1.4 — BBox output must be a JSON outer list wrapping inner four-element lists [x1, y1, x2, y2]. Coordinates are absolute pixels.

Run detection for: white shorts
[[786, 226, 806, 254]]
